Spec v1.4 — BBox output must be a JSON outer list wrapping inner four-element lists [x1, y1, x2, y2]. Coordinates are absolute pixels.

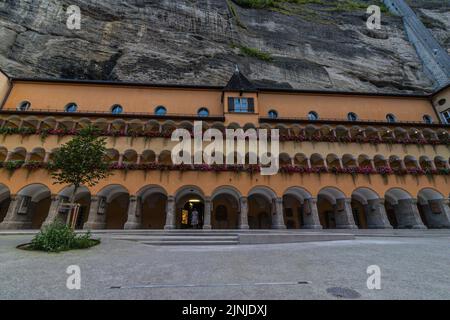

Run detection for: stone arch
[[86, 184, 130, 229], [0, 146, 8, 162], [93, 118, 109, 131], [385, 188, 426, 229], [247, 186, 279, 229], [283, 187, 321, 229], [174, 185, 205, 229], [417, 188, 450, 229], [0, 183, 51, 229], [211, 186, 241, 229], [326, 153, 341, 169], [53, 185, 91, 229], [136, 185, 168, 229], [351, 188, 392, 229], [0, 184, 11, 224], [40, 117, 57, 130], [317, 187, 356, 229]]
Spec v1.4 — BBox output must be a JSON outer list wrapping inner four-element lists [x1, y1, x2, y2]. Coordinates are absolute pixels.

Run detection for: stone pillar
[[43, 152, 51, 163], [272, 197, 286, 229], [164, 196, 176, 230], [203, 197, 212, 230], [302, 198, 322, 229], [395, 198, 427, 229], [334, 198, 358, 229], [238, 196, 249, 229], [124, 196, 142, 229], [42, 195, 68, 227], [422, 199, 450, 228], [83, 196, 107, 230], [366, 198, 393, 229], [0, 195, 33, 230], [370, 159, 376, 170]]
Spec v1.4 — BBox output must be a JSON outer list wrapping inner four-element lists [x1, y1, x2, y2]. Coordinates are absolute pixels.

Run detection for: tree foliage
[[50, 127, 112, 190]]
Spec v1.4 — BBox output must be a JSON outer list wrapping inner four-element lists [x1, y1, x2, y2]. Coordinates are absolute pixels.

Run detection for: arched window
[[155, 106, 167, 116], [197, 107, 209, 117], [17, 101, 31, 111], [308, 111, 319, 121], [423, 115, 433, 124], [386, 114, 396, 123], [111, 104, 123, 114], [347, 112, 358, 121], [65, 103, 78, 113], [268, 110, 278, 119]]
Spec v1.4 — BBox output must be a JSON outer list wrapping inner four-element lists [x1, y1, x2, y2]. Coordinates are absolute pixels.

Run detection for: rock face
[[406, 0, 450, 52], [0, 0, 444, 93]]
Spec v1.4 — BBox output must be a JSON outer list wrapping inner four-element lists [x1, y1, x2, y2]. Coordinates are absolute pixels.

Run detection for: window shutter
[[248, 98, 255, 113], [228, 97, 235, 112]]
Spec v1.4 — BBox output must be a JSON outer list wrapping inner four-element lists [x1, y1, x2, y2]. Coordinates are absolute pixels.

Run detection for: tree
[[50, 127, 112, 226]]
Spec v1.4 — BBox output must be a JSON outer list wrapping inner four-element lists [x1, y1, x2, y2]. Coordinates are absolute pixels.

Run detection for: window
[[197, 108, 209, 117], [423, 115, 433, 124], [308, 111, 319, 121], [347, 112, 358, 121], [438, 99, 446, 106], [386, 114, 396, 123], [228, 97, 254, 113], [441, 109, 450, 124], [268, 110, 278, 119], [65, 103, 78, 113], [17, 101, 31, 111], [111, 104, 123, 114], [155, 106, 167, 116]]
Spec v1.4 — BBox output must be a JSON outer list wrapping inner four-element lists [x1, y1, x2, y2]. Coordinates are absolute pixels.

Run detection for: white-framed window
[[65, 103, 78, 113], [111, 104, 123, 114], [441, 109, 450, 124], [228, 97, 254, 113], [197, 107, 209, 117], [308, 111, 319, 121], [17, 101, 31, 111], [347, 112, 358, 121], [386, 113, 396, 123], [268, 110, 278, 119]]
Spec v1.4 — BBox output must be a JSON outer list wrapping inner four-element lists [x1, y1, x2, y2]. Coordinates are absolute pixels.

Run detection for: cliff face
[[406, 0, 450, 52], [0, 0, 442, 93]]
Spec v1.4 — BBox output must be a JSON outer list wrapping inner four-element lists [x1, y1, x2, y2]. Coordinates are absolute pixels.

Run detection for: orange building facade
[[0, 68, 449, 231]]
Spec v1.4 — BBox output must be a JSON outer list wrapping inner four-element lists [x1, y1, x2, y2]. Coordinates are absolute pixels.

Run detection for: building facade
[[0, 68, 449, 231]]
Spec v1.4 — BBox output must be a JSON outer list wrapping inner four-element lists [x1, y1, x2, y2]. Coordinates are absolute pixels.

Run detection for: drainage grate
[[326, 287, 361, 299]]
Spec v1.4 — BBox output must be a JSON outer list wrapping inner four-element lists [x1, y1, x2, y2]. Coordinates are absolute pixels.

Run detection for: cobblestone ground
[[1, 233, 449, 300]]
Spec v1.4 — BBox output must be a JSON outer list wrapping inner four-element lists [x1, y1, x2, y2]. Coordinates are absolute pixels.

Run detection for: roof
[[223, 66, 257, 92]]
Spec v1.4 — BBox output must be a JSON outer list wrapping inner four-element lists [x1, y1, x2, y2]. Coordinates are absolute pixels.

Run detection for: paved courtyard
[[1, 231, 450, 300]]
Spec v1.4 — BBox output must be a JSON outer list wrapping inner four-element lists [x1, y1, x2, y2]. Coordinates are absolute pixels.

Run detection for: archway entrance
[[282, 194, 303, 229], [385, 188, 426, 229], [211, 187, 241, 229], [138, 186, 167, 229], [248, 194, 272, 229], [58, 186, 91, 230], [317, 187, 356, 229], [351, 188, 392, 229], [178, 199, 204, 229], [417, 189, 450, 229], [0, 184, 10, 224]]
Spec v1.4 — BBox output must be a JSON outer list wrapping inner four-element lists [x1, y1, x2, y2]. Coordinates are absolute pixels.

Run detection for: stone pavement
[[1, 231, 450, 299]]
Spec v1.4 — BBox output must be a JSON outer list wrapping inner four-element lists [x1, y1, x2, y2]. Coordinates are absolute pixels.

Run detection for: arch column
[[83, 196, 107, 229], [335, 198, 358, 229], [124, 196, 142, 229], [42, 195, 68, 227], [164, 196, 176, 230], [239, 196, 249, 229], [396, 198, 427, 229], [303, 198, 322, 229], [272, 197, 286, 229], [0, 195, 32, 230], [203, 197, 212, 230], [366, 198, 393, 229], [421, 199, 450, 228]]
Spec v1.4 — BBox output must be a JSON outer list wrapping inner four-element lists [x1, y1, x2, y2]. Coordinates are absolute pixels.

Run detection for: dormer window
[[268, 110, 278, 119], [386, 114, 396, 123], [228, 97, 254, 113], [155, 106, 167, 116]]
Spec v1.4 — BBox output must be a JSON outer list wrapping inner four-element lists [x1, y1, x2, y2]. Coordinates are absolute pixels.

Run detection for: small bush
[[239, 45, 273, 62], [28, 223, 99, 253]]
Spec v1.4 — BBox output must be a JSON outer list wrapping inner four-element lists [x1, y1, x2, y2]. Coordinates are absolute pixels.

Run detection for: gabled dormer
[[222, 66, 259, 118]]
